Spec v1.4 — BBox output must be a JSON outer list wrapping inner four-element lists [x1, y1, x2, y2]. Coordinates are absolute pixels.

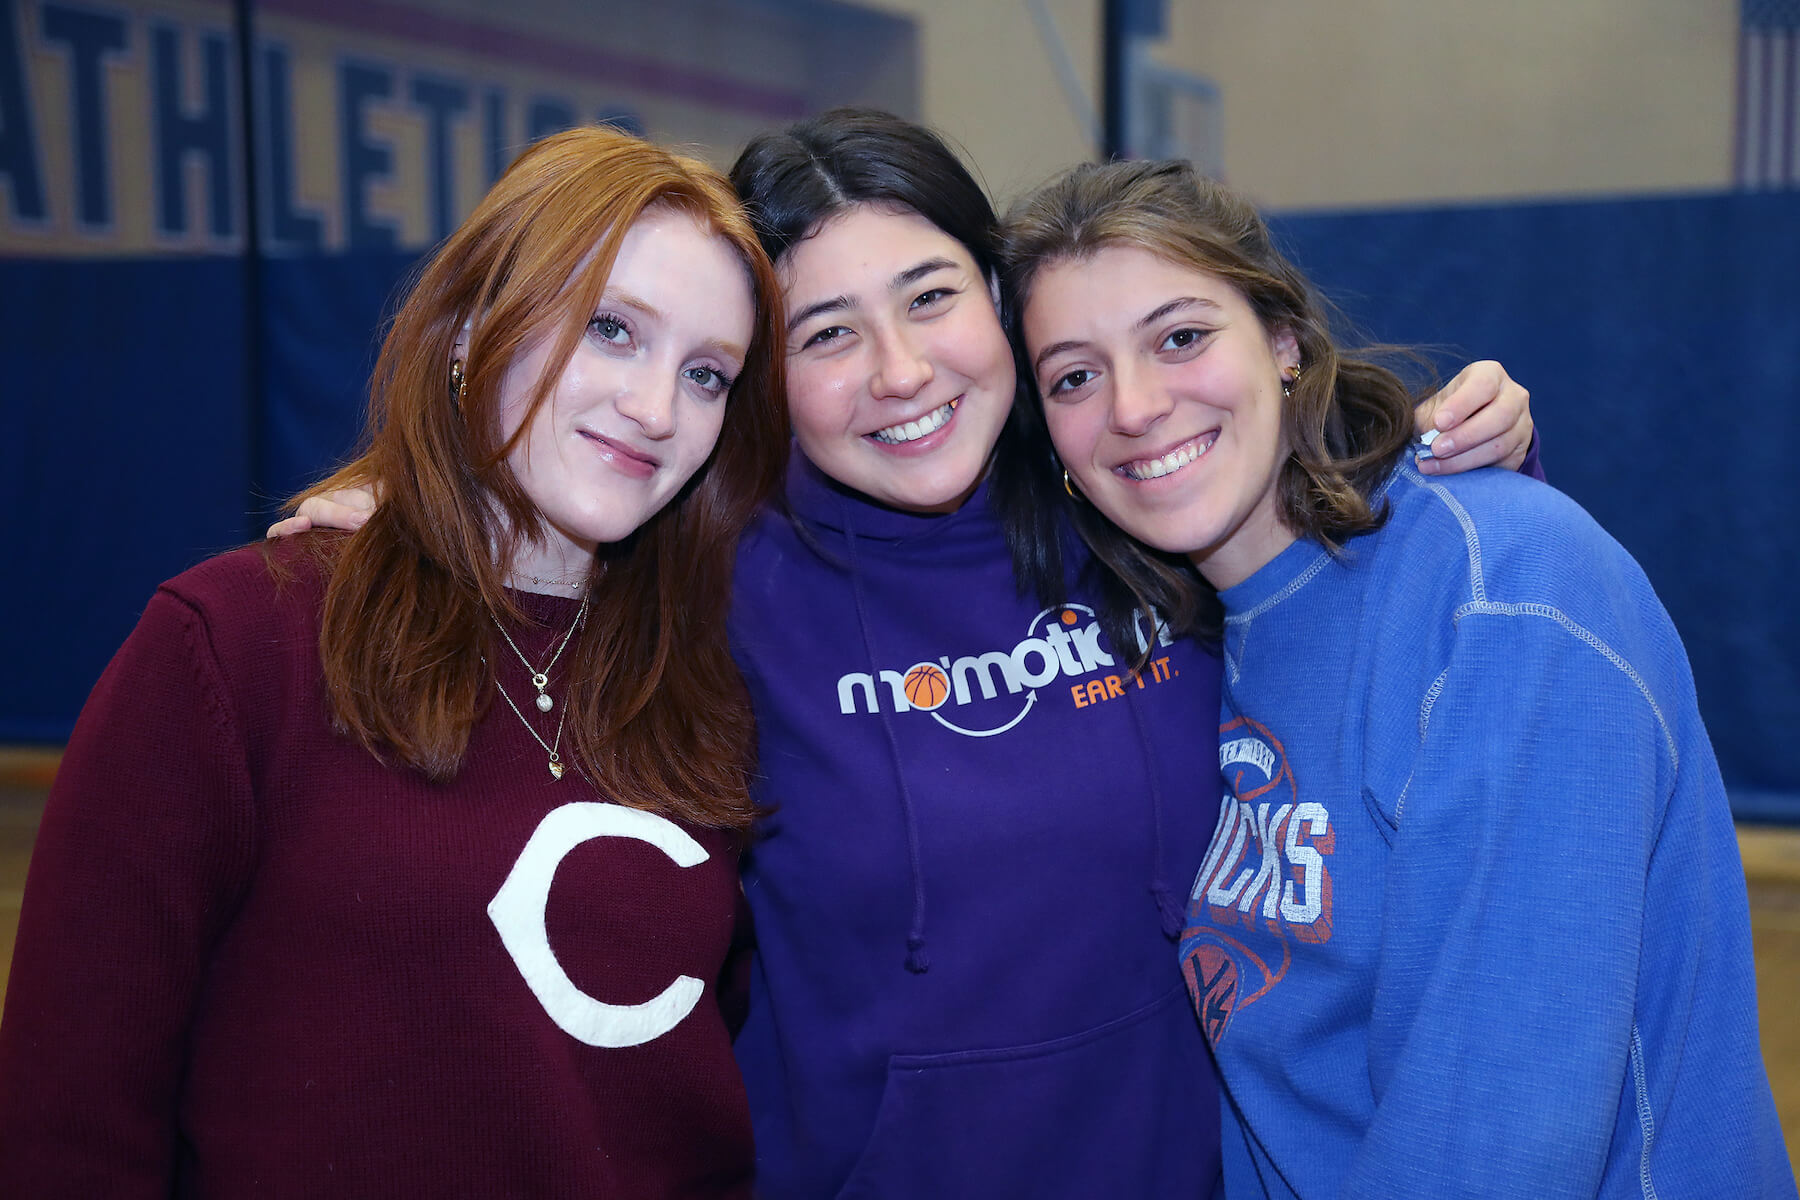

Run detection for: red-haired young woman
[[0, 125, 788, 1197]]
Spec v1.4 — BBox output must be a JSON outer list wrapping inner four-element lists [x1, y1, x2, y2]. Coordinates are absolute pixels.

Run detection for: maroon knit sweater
[[0, 540, 753, 1198]]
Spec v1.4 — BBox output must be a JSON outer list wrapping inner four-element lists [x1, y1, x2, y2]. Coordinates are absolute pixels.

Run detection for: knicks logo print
[[1180, 715, 1335, 1044]]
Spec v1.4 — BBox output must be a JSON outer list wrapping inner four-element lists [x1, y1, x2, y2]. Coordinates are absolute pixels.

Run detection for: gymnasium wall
[[1127, 0, 1799, 817], [2, 0, 1796, 817], [0, 0, 921, 739]]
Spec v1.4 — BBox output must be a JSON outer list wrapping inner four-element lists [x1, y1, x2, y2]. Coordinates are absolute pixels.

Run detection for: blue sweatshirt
[[730, 448, 1223, 1198], [1182, 462, 1794, 1198]]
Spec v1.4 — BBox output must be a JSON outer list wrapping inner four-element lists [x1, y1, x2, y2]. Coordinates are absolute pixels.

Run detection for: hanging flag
[[1738, 0, 1800, 187]]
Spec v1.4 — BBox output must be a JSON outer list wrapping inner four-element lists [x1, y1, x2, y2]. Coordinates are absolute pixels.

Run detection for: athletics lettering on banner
[[0, 0, 915, 254]]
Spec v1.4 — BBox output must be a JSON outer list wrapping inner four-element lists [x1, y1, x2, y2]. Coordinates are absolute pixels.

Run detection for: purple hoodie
[[729, 448, 1223, 1198]]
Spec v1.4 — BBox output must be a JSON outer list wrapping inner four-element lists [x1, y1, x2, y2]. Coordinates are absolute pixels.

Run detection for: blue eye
[[685, 365, 734, 395], [589, 313, 631, 346]]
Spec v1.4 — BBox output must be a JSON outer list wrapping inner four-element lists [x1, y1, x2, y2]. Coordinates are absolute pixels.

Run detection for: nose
[[869, 326, 934, 401], [1108, 361, 1173, 437], [613, 371, 676, 440]]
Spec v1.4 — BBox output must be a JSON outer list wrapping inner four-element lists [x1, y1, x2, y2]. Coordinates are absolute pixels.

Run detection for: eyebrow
[[605, 288, 746, 365], [786, 294, 851, 336], [785, 257, 965, 336], [602, 288, 662, 323], [1032, 339, 1088, 373], [1135, 296, 1220, 331], [891, 257, 962, 290], [1033, 296, 1222, 372], [705, 337, 749, 367]]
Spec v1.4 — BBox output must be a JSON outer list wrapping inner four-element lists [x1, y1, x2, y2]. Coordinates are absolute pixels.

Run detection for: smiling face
[[1025, 244, 1300, 590], [493, 206, 754, 577], [779, 203, 1016, 514]]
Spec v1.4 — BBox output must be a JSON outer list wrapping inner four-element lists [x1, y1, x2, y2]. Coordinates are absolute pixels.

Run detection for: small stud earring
[[449, 358, 468, 402]]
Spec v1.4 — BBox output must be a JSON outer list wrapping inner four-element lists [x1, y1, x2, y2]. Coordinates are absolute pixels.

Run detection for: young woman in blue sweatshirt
[[1007, 158, 1793, 1198], [277, 111, 1538, 1196]]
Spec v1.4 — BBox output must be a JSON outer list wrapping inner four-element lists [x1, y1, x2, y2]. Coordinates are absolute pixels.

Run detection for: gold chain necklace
[[485, 654, 571, 780], [490, 591, 589, 713]]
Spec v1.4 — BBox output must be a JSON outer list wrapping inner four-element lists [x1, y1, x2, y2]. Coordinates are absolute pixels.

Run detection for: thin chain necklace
[[508, 571, 586, 594], [483, 654, 571, 780], [491, 590, 590, 713]]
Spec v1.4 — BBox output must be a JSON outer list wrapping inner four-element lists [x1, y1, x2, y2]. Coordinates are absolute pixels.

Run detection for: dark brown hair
[[303, 125, 788, 829], [728, 108, 1074, 593], [1001, 159, 1417, 651]]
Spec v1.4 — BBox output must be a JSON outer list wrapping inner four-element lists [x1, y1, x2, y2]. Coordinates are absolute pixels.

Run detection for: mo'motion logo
[[834, 604, 1177, 738]]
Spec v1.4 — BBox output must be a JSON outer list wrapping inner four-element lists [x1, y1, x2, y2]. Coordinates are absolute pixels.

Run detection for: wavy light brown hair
[[1001, 159, 1417, 651], [304, 125, 787, 829]]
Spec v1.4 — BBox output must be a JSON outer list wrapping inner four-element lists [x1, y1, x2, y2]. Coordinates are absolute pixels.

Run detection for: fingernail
[[1430, 435, 1454, 456]]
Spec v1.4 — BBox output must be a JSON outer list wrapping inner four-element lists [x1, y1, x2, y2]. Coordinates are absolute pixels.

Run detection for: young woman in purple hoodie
[[280, 110, 1538, 1197]]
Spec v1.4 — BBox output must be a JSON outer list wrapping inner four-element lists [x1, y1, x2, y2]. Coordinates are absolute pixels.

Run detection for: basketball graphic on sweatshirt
[[901, 662, 951, 710]]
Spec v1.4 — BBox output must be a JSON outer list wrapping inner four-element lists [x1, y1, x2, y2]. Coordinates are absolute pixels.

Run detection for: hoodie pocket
[[833, 981, 1214, 1199]]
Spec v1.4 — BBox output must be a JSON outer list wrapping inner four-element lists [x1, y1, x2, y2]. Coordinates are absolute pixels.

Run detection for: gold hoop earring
[[449, 358, 468, 403], [1062, 469, 1084, 502], [1282, 365, 1302, 400]]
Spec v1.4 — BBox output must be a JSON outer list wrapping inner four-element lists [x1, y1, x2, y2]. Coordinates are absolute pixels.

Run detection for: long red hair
[[304, 126, 787, 830]]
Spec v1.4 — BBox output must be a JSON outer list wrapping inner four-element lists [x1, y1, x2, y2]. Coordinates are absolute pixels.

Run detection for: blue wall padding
[[1272, 191, 1800, 818], [4, 192, 1797, 824], [2, 257, 249, 738], [256, 252, 421, 516]]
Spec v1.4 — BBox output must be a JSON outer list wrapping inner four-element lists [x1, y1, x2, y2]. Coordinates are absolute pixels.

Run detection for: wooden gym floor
[[2, 745, 1797, 1176]]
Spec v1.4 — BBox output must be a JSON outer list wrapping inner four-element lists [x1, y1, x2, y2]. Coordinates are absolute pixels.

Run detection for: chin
[[1091, 504, 1210, 558], [548, 505, 656, 550], [893, 477, 979, 513]]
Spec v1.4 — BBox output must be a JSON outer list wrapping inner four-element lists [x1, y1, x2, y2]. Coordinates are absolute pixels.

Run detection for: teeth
[[1121, 436, 1211, 481], [872, 400, 958, 444]]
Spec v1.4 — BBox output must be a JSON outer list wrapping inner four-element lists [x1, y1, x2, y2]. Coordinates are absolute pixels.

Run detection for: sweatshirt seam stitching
[[1453, 600, 1679, 773], [1222, 551, 1333, 686], [1631, 1022, 1661, 1200], [1401, 461, 1488, 602]]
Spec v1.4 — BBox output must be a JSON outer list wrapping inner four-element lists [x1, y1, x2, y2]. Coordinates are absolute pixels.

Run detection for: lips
[[581, 430, 660, 479], [869, 398, 960, 445], [1117, 431, 1217, 481]]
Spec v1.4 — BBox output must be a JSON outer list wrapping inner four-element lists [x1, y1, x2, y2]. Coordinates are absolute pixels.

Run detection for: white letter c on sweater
[[488, 802, 708, 1048]]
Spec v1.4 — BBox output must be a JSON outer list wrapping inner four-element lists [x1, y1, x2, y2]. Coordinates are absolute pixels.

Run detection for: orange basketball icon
[[902, 662, 951, 711]]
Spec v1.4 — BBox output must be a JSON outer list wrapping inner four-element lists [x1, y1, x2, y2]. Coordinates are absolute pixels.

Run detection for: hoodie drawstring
[[1125, 677, 1186, 939], [841, 495, 932, 973]]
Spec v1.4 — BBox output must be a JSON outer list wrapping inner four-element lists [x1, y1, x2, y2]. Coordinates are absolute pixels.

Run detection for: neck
[[499, 524, 596, 597], [1189, 492, 1300, 592], [1192, 528, 1298, 592]]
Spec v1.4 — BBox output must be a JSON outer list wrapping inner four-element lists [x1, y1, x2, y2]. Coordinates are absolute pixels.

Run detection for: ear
[[1271, 326, 1301, 376]]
